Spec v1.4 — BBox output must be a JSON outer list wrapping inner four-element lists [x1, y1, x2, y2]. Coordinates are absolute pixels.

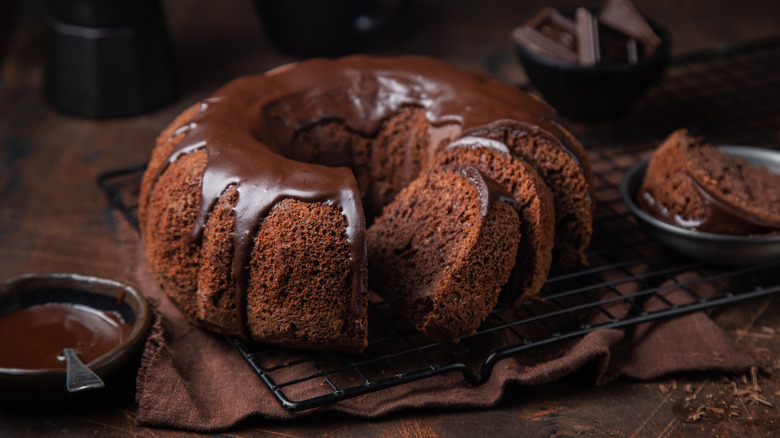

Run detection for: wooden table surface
[[2, 0, 779, 436]]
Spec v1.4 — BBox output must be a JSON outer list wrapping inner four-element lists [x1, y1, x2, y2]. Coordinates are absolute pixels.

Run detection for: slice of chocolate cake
[[434, 137, 555, 305], [639, 129, 780, 235], [466, 120, 594, 269], [367, 165, 522, 342]]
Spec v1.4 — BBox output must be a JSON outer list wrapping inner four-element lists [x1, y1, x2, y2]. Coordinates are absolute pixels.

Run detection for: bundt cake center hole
[[272, 105, 462, 224]]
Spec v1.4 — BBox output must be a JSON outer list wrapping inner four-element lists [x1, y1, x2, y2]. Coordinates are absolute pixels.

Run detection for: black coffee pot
[[44, 0, 177, 118]]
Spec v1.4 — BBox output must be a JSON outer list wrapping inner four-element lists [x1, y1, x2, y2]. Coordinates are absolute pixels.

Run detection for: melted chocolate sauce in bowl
[[0, 273, 151, 401], [0, 303, 134, 370]]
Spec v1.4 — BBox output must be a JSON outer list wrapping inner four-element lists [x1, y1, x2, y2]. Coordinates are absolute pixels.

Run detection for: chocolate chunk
[[575, 7, 600, 66], [598, 23, 641, 65], [512, 7, 578, 63], [598, 0, 660, 55], [627, 38, 639, 64], [527, 7, 578, 51]]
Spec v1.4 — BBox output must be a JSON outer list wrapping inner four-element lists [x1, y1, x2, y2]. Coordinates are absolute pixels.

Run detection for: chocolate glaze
[[147, 55, 581, 339], [457, 166, 517, 217], [639, 174, 780, 235], [463, 118, 586, 171], [0, 303, 132, 370], [445, 136, 513, 156]]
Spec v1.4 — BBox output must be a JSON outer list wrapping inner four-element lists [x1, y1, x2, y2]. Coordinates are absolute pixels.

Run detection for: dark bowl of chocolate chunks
[[513, 0, 671, 122]]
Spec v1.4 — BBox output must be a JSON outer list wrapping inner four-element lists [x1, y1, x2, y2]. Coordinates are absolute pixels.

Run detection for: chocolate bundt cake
[[139, 55, 593, 352], [434, 137, 555, 304], [639, 129, 780, 235], [367, 166, 522, 342]]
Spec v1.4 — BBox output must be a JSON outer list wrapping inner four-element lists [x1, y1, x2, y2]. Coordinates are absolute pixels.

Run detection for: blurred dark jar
[[44, 0, 177, 118], [255, 0, 412, 57]]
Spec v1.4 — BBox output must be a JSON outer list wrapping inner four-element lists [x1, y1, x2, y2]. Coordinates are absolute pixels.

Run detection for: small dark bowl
[[0, 273, 151, 402], [620, 146, 780, 266], [515, 17, 671, 122]]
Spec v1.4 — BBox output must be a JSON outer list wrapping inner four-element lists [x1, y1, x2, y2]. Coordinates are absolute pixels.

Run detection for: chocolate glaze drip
[[639, 176, 780, 235], [457, 166, 517, 217], [147, 55, 580, 339], [153, 99, 366, 340]]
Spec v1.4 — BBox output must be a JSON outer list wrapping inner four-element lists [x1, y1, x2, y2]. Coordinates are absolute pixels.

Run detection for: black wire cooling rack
[[98, 39, 780, 412]]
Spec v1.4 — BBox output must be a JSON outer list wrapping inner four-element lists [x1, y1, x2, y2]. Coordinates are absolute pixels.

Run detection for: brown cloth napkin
[[116, 215, 757, 432]]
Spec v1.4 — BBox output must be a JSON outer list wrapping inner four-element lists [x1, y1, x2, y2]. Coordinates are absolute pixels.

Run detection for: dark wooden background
[[1, 0, 779, 436]]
